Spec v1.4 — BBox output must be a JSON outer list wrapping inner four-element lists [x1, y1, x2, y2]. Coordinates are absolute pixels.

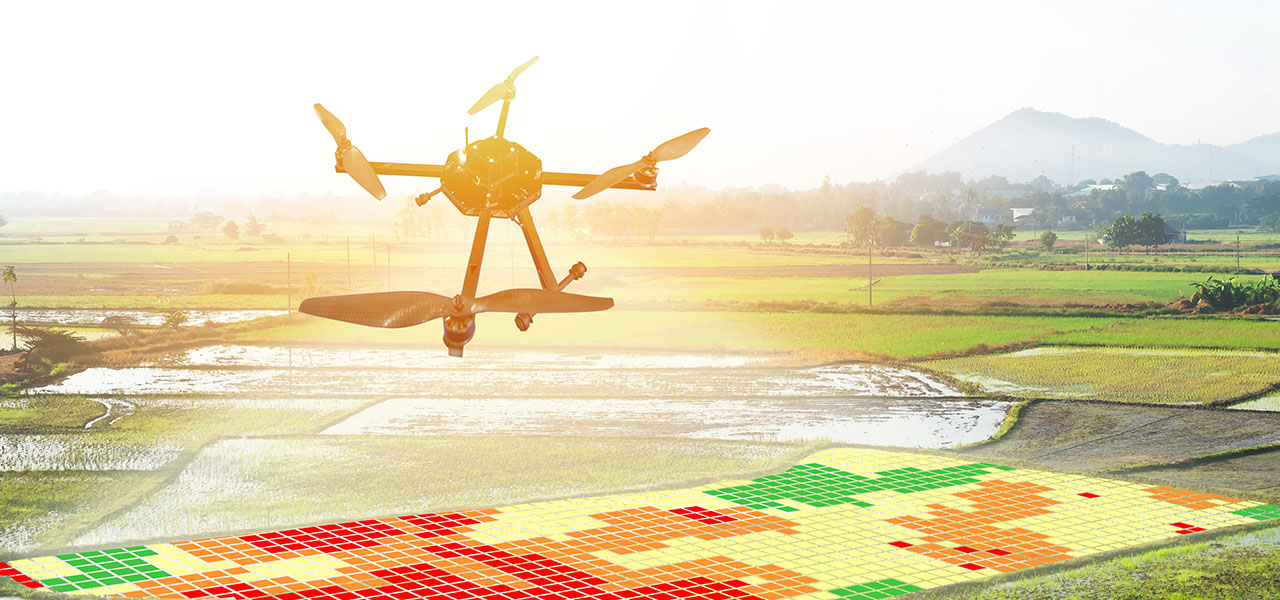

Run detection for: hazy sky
[[2, 0, 1277, 198]]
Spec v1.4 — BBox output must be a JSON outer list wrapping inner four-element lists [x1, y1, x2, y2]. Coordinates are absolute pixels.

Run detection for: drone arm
[[515, 208, 559, 291], [335, 161, 656, 191]]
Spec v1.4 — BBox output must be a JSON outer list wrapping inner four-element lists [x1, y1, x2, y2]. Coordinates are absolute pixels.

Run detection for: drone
[[300, 57, 709, 356]]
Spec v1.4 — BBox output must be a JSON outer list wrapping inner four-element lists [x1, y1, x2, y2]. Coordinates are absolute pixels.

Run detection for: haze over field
[[1, 0, 1278, 199], [910, 108, 1280, 185]]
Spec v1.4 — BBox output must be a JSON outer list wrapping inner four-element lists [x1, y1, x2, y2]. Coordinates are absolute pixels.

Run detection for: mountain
[[1230, 133, 1280, 166], [907, 108, 1280, 184]]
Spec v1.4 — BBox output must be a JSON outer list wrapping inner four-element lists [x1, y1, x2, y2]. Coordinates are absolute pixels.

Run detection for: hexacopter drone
[[301, 57, 709, 356]]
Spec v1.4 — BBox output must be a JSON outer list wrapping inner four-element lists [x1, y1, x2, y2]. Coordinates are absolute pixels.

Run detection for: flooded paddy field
[[14, 308, 286, 327], [31, 345, 1003, 447], [2, 345, 1013, 552]]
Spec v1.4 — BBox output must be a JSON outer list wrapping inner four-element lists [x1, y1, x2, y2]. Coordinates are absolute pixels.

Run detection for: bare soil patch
[[961, 400, 1280, 490]]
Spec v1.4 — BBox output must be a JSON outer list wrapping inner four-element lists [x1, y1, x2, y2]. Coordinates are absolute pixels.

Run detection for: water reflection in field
[[32, 346, 1007, 448]]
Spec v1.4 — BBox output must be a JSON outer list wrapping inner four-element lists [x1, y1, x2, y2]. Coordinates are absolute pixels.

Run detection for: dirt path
[[961, 400, 1280, 494]]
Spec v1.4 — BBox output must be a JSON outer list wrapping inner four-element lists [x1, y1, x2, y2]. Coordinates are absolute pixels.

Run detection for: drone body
[[302, 57, 708, 356]]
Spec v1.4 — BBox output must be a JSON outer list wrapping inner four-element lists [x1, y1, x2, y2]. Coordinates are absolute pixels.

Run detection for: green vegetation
[[923, 347, 1280, 405], [1041, 318, 1280, 350], [0, 395, 102, 429], [1187, 274, 1280, 311], [244, 311, 1110, 360], [920, 524, 1280, 600]]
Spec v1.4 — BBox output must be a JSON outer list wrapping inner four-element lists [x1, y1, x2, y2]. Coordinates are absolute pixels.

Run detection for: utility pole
[[1084, 235, 1089, 271], [286, 252, 292, 313], [346, 237, 352, 290], [1237, 233, 1241, 271], [868, 243, 873, 308]]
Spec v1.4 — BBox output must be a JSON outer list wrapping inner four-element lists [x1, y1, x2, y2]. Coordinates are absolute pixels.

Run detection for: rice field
[[0, 435, 181, 471], [921, 346, 1280, 405], [71, 435, 811, 547]]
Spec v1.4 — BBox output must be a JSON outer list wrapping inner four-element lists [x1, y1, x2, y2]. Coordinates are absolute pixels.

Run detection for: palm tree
[[3, 265, 16, 351]]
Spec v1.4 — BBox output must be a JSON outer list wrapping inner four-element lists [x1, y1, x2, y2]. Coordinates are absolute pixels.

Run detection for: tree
[[948, 221, 989, 252], [393, 199, 427, 239], [909, 214, 946, 247], [245, 215, 264, 237], [1136, 212, 1168, 249], [1039, 230, 1058, 252], [3, 265, 15, 351], [775, 227, 794, 243], [0, 214, 6, 228], [1030, 206, 1061, 230], [845, 205, 877, 246], [988, 224, 1015, 251], [1105, 215, 1140, 249], [16, 327, 87, 370], [630, 208, 660, 242], [221, 220, 239, 242], [189, 212, 223, 231], [1122, 171, 1154, 195], [161, 308, 189, 329], [101, 315, 137, 337], [876, 217, 908, 247], [758, 227, 774, 242]]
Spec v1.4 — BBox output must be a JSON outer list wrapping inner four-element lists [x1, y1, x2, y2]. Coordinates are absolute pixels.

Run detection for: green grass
[[922, 346, 1280, 405], [0, 471, 159, 556], [0, 395, 103, 429], [243, 311, 1113, 359], [920, 523, 1280, 600], [615, 269, 1221, 308], [1042, 317, 1280, 350]]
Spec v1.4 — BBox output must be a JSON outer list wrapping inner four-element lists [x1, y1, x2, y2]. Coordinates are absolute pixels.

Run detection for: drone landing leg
[[443, 211, 492, 357], [513, 208, 588, 332], [462, 211, 492, 298], [515, 208, 560, 291]]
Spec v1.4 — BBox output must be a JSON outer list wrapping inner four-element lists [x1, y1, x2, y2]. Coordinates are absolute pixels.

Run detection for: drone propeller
[[468, 56, 539, 115], [572, 127, 710, 200], [300, 288, 612, 329], [472, 288, 613, 314], [299, 291, 453, 328], [314, 103, 387, 200]]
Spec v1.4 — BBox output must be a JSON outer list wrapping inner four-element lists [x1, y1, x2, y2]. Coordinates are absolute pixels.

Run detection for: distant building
[[1164, 223, 1187, 244], [1065, 184, 1118, 198], [1010, 207, 1035, 221], [959, 205, 1006, 225]]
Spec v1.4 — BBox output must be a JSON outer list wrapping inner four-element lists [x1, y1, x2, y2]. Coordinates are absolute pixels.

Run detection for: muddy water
[[31, 345, 1010, 448], [323, 396, 1007, 447]]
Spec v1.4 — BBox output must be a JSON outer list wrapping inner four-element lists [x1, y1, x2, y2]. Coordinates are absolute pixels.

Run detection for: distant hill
[[907, 108, 1280, 184], [1230, 133, 1280, 166]]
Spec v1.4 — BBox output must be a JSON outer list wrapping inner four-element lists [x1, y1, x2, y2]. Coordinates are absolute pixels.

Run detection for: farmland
[[4, 215, 1280, 600], [923, 347, 1280, 405]]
